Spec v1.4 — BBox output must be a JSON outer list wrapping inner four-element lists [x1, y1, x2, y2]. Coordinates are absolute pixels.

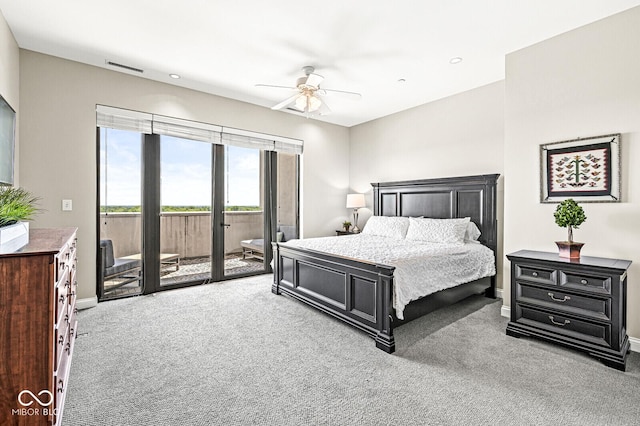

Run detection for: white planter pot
[[0, 221, 29, 252]]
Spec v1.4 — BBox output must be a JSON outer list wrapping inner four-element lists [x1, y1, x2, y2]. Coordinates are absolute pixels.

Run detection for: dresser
[[506, 250, 631, 371], [0, 228, 78, 425]]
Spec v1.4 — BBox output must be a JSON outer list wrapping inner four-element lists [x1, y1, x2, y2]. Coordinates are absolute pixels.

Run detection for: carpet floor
[[63, 275, 640, 425]]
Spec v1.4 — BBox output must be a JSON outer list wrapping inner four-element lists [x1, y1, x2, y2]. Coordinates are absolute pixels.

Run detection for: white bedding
[[282, 234, 495, 319]]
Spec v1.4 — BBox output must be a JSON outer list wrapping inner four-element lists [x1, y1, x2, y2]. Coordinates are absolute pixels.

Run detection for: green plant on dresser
[[0, 186, 41, 227]]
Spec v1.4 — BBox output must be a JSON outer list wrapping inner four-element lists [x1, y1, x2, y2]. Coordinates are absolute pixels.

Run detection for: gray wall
[[4, 5, 640, 346], [349, 81, 506, 289], [348, 5, 640, 345], [503, 6, 640, 340], [17, 50, 349, 302]]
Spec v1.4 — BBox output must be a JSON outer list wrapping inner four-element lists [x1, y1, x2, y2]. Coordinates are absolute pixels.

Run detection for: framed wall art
[[540, 134, 620, 203]]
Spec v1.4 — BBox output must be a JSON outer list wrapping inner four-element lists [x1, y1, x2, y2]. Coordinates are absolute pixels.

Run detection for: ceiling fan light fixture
[[308, 95, 322, 112], [295, 93, 322, 113], [259, 65, 358, 116]]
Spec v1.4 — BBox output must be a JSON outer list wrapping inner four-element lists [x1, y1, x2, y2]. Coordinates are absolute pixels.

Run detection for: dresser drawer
[[55, 282, 69, 325], [55, 320, 69, 373], [516, 305, 611, 348], [56, 248, 70, 283], [560, 270, 611, 295], [69, 307, 77, 341], [516, 283, 610, 321], [514, 263, 557, 285]]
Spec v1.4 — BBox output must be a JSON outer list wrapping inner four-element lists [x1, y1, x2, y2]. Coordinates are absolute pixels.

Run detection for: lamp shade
[[346, 193, 366, 209]]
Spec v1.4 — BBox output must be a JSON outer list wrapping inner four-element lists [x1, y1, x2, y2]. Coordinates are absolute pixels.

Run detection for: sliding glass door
[[97, 107, 300, 300], [98, 127, 144, 299], [159, 135, 214, 287], [220, 145, 266, 278]]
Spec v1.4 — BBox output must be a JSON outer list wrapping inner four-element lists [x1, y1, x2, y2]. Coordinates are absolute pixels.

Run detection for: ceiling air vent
[[105, 60, 144, 74]]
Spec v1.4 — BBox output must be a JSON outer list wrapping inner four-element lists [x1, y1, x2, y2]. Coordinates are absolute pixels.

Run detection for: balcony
[[100, 210, 266, 297]]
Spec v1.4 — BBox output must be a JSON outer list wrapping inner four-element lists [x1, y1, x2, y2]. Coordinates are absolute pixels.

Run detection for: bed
[[271, 174, 499, 353]]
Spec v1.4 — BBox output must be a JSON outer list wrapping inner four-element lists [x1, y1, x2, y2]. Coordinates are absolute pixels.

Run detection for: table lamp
[[346, 193, 366, 233]]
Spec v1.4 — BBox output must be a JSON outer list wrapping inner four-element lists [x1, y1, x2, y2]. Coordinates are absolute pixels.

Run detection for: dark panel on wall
[[400, 191, 453, 218], [380, 193, 397, 216], [350, 276, 376, 322], [298, 262, 346, 307]]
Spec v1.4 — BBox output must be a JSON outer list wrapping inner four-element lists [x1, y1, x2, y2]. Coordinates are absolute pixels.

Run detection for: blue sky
[[100, 129, 260, 207]]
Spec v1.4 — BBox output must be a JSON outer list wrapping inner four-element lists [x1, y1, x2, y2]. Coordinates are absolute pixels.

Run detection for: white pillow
[[405, 217, 469, 245], [361, 216, 410, 239], [465, 221, 482, 241]]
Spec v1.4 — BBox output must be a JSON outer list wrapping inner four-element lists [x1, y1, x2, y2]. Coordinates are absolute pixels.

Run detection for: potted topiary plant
[[0, 186, 41, 251], [342, 220, 352, 232], [553, 198, 587, 259]]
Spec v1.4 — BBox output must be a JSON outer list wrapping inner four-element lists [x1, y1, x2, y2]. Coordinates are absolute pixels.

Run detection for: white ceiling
[[1, 1, 639, 127]]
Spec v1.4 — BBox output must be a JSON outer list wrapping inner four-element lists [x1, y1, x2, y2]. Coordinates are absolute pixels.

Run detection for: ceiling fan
[[256, 66, 361, 115]]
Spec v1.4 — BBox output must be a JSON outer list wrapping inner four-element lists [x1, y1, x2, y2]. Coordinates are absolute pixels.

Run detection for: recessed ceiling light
[[449, 57, 463, 65], [169, 74, 181, 79]]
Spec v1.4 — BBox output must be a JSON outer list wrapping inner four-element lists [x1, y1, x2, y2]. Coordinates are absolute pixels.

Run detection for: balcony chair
[[99, 239, 141, 293], [241, 225, 297, 261]]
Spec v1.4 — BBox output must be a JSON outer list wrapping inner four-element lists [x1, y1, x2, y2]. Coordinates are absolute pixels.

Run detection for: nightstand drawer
[[514, 263, 557, 285], [560, 271, 611, 295], [517, 283, 610, 321], [517, 305, 611, 348]]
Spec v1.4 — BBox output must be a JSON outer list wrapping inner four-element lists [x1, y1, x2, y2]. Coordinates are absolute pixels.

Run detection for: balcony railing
[[100, 211, 264, 259]]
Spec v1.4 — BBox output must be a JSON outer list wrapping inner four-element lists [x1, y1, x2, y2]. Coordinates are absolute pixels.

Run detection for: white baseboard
[[501, 304, 510, 318], [76, 296, 98, 310], [495, 288, 503, 299], [499, 304, 638, 353]]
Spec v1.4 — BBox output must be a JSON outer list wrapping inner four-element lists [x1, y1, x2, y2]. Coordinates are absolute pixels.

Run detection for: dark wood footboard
[[272, 174, 499, 353], [272, 242, 493, 353], [272, 242, 397, 352]]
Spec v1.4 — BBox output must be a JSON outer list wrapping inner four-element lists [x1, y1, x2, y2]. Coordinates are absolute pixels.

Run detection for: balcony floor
[[103, 254, 265, 299]]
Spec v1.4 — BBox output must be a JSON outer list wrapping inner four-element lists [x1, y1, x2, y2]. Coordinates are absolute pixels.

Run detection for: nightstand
[[506, 250, 632, 371], [336, 230, 357, 236]]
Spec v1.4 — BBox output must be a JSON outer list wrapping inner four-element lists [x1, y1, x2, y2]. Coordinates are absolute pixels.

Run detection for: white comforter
[[282, 234, 495, 319]]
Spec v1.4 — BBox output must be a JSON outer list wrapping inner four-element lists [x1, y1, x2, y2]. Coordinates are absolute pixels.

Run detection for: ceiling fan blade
[[304, 73, 324, 88], [255, 83, 297, 91], [271, 94, 301, 110], [319, 88, 362, 100]]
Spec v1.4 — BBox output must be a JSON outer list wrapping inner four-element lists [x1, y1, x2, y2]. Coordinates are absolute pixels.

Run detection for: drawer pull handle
[[548, 292, 570, 303], [532, 272, 539, 277], [580, 279, 588, 285], [548, 316, 570, 326]]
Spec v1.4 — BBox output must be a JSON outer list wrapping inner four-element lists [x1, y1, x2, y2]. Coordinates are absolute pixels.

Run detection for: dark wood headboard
[[371, 174, 499, 253]]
